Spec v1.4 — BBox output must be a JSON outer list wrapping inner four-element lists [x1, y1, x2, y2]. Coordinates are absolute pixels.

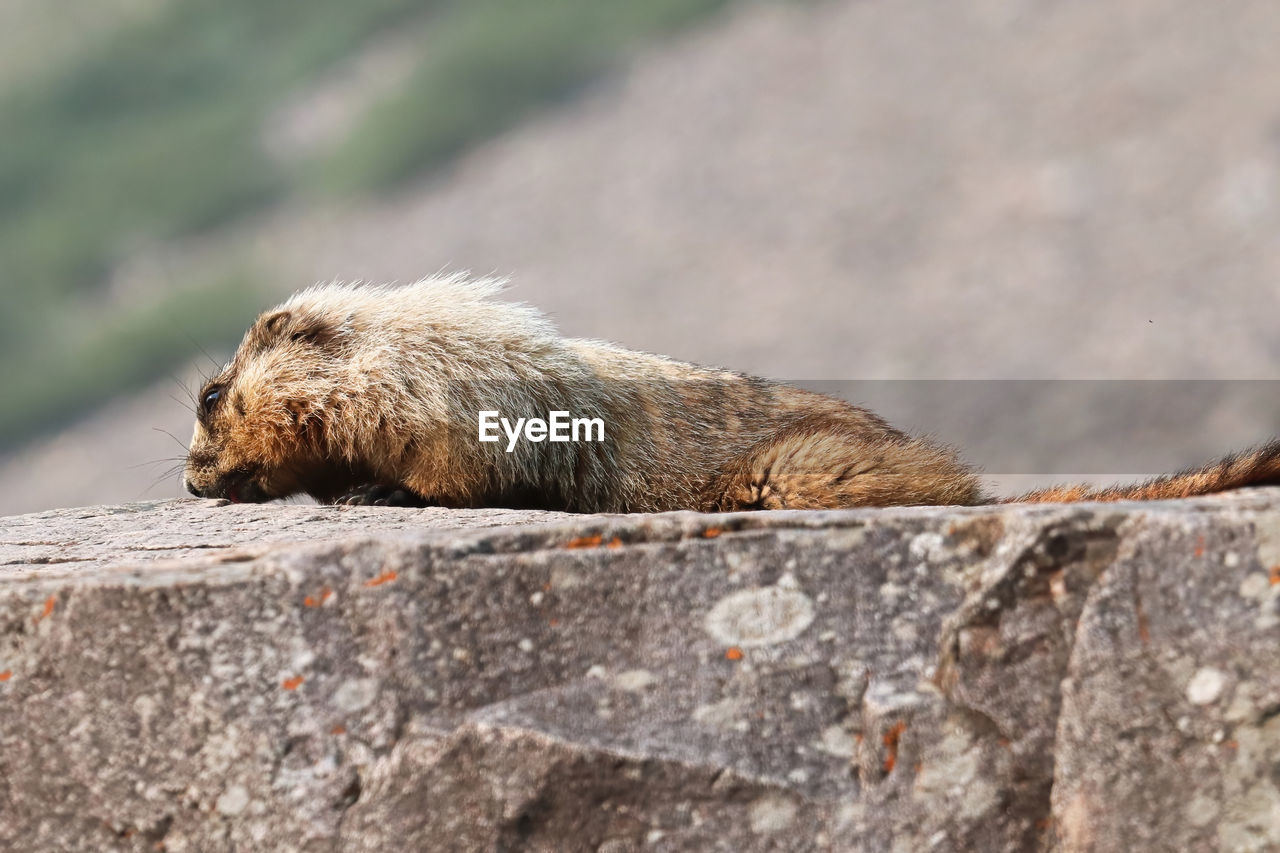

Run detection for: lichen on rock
[[2, 492, 1279, 850]]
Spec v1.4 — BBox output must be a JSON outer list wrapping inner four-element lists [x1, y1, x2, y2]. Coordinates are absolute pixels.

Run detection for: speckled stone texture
[[2, 494, 1279, 851]]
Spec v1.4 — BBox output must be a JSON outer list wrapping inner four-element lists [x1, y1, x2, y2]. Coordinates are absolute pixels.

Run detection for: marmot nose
[[184, 477, 204, 498]]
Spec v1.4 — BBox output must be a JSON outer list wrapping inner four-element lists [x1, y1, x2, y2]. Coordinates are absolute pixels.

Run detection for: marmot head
[[182, 276, 551, 504], [183, 299, 360, 503]]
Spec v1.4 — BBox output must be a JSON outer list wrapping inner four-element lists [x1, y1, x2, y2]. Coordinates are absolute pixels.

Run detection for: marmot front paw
[[335, 485, 430, 507]]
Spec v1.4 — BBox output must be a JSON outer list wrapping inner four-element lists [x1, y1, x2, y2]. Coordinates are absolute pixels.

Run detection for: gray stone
[[2, 492, 1279, 850]]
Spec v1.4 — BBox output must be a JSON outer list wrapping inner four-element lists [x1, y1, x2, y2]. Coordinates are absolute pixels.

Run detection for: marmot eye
[[200, 386, 222, 414]]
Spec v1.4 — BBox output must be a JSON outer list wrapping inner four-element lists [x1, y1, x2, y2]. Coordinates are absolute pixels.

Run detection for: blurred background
[[4, 0, 1280, 515]]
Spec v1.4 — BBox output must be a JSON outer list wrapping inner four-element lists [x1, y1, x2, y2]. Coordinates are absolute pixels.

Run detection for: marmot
[[183, 276, 1280, 512]]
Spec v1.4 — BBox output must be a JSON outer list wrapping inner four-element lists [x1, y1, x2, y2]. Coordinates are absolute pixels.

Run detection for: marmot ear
[[260, 311, 291, 337], [258, 309, 338, 347]]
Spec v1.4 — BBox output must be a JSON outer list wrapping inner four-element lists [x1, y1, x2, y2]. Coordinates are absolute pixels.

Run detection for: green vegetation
[[0, 269, 264, 444], [317, 0, 732, 193], [0, 0, 738, 450]]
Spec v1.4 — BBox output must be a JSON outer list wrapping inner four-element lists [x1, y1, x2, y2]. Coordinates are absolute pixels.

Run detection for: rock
[[2, 492, 1279, 851]]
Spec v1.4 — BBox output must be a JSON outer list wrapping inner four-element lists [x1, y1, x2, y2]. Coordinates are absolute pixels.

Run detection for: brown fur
[[1009, 440, 1280, 504], [183, 278, 1280, 512]]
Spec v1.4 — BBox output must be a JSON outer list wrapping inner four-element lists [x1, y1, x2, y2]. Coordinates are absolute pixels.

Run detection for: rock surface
[[2, 493, 1280, 851]]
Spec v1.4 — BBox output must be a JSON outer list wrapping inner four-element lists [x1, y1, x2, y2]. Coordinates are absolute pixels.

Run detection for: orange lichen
[[303, 586, 334, 608], [0, 670, 11, 682], [1270, 565, 1280, 586], [725, 646, 744, 661], [565, 535, 603, 549], [702, 527, 722, 539], [364, 570, 398, 587], [606, 537, 623, 549], [549, 618, 560, 627], [1194, 535, 1206, 558], [331, 725, 346, 735], [882, 720, 907, 773], [281, 675, 305, 691], [34, 595, 56, 625]]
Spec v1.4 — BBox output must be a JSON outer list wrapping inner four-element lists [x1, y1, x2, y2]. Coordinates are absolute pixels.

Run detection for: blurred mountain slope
[[0, 0, 171, 93], [263, 0, 1280, 381], [0, 0, 735, 451], [6, 0, 1280, 514]]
